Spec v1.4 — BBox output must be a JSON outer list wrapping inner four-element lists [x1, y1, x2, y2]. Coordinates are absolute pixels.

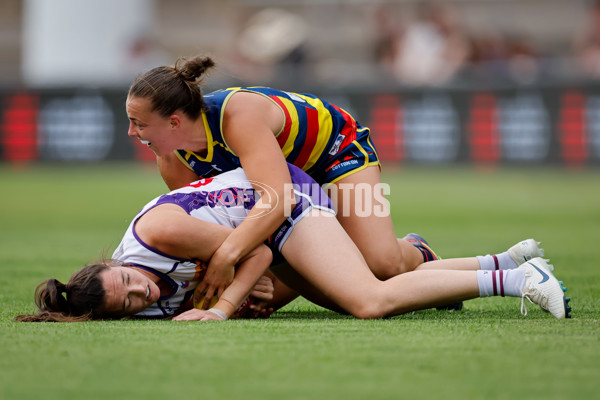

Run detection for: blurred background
[[1, 0, 599, 167]]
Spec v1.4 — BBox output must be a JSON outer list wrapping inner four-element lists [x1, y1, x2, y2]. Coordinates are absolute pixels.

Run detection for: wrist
[[214, 240, 243, 265], [207, 308, 228, 320], [214, 298, 235, 317]]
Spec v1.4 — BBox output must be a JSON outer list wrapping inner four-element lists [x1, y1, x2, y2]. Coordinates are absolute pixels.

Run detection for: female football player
[[126, 55, 437, 307], [16, 164, 571, 322]]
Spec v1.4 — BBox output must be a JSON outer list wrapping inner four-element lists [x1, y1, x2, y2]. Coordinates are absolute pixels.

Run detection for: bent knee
[[348, 302, 387, 320], [365, 254, 414, 280]]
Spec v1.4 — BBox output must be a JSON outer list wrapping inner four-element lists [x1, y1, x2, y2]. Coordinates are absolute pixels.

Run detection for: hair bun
[[175, 56, 215, 83]]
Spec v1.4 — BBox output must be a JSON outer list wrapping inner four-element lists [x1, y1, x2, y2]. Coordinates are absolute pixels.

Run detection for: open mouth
[[146, 286, 150, 300], [139, 139, 152, 147]]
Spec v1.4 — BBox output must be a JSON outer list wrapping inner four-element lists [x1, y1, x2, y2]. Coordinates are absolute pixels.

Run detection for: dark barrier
[[0, 89, 156, 164], [1, 85, 599, 166]]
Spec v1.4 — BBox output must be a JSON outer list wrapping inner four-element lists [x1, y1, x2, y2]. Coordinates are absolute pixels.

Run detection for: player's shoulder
[[227, 89, 272, 110], [224, 89, 283, 133]]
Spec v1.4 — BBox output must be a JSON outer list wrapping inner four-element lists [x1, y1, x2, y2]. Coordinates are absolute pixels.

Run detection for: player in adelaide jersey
[[16, 164, 570, 322], [125, 55, 431, 306]]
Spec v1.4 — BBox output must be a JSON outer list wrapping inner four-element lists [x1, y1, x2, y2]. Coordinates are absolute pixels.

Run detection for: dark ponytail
[[15, 263, 109, 322], [128, 55, 216, 120]]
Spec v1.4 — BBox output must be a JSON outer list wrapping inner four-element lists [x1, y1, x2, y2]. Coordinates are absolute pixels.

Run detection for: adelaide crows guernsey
[[175, 87, 368, 184]]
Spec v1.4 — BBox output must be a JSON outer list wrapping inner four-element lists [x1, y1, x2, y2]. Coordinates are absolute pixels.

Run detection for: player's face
[[126, 96, 179, 157], [100, 266, 161, 317]]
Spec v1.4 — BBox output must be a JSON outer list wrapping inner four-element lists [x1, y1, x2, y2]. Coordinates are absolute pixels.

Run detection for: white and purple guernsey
[[112, 164, 334, 318]]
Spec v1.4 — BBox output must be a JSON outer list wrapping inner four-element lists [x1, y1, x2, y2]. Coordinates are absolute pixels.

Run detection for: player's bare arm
[[212, 91, 297, 265], [135, 203, 272, 319]]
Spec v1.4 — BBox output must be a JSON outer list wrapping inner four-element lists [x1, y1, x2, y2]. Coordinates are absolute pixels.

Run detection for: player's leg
[[414, 238, 546, 271], [281, 209, 570, 319], [327, 165, 422, 279], [269, 262, 348, 314], [280, 209, 479, 317]]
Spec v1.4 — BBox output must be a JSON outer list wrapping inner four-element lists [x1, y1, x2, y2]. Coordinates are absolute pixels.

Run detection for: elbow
[[258, 245, 273, 271], [251, 245, 273, 274]]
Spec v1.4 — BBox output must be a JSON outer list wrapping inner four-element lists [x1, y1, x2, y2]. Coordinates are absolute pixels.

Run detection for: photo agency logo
[[324, 183, 391, 218], [199, 179, 279, 221], [200, 179, 391, 221], [281, 182, 391, 218]]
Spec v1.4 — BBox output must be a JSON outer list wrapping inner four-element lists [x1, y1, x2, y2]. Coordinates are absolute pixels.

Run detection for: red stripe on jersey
[[270, 95, 292, 148], [294, 106, 320, 168], [331, 104, 357, 149]]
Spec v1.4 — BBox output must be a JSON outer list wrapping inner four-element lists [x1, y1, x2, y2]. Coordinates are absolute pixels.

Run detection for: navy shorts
[[270, 164, 336, 252], [310, 125, 381, 186]]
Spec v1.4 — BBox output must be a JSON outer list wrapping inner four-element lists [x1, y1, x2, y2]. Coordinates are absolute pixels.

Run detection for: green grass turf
[[1, 163, 598, 400]]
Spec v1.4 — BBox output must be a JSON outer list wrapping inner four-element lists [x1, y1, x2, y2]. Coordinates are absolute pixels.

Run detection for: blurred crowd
[[371, 1, 600, 86], [5, 0, 600, 89], [222, 1, 600, 88], [372, 2, 542, 86]]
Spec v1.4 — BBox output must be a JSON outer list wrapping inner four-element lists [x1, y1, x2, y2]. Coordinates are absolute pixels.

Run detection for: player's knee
[[365, 253, 413, 280], [348, 302, 385, 320]]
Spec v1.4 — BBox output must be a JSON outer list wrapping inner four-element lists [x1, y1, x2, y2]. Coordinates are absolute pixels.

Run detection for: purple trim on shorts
[[271, 164, 334, 251], [287, 164, 333, 210]]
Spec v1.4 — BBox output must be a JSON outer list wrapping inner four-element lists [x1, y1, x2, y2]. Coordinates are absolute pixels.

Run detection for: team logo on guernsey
[[283, 91, 306, 103], [329, 134, 346, 155], [181, 281, 190, 289]]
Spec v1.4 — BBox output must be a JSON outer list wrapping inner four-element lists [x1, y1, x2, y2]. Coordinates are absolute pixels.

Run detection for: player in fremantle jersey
[[16, 163, 569, 322], [125, 56, 452, 306]]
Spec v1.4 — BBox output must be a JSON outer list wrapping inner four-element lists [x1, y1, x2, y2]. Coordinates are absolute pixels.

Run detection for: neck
[[187, 112, 209, 153]]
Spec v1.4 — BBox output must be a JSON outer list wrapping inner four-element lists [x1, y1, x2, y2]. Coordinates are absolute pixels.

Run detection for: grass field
[[1, 163, 598, 400]]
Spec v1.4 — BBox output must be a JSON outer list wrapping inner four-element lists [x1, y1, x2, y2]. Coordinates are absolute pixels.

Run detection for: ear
[[169, 114, 181, 130]]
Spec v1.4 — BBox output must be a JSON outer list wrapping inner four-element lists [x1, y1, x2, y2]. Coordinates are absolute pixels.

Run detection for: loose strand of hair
[[14, 310, 93, 323]]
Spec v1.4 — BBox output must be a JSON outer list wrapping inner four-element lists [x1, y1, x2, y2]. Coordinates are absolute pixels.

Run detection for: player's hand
[[249, 275, 274, 302], [196, 257, 235, 309], [249, 304, 275, 319], [172, 308, 226, 321], [247, 275, 274, 316]]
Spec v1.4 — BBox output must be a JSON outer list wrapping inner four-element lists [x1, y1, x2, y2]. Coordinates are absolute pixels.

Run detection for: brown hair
[[15, 263, 110, 322], [128, 55, 216, 120]]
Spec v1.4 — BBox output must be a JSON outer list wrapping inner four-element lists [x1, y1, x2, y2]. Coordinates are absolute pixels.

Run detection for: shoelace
[[521, 294, 533, 316], [520, 284, 549, 316]]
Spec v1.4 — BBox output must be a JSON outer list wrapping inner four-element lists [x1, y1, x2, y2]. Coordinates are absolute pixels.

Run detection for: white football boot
[[518, 257, 571, 319], [508, 239, 549, 270]]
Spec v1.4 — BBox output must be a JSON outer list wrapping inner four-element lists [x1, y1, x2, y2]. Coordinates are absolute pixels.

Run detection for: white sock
[[477, 252, 518, 271], [476, 269, 526, 297]]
